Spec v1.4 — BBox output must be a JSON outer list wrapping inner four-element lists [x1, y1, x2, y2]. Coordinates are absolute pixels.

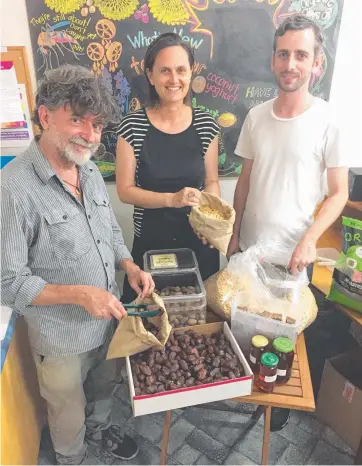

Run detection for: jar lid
[[251, 335, 269, 348], [261, 352, 279, 367], [273, 337, 294, 353]]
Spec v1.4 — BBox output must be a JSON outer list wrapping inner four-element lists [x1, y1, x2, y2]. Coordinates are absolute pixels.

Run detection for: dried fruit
[[130, 329, 245, 395]]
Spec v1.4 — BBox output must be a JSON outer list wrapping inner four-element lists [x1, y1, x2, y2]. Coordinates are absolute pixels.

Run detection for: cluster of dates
[[131, 328, 245, 396], [155, 285, 198, 297]]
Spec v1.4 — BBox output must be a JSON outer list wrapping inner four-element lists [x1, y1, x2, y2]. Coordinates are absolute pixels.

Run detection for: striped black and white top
[[1, 139, 132, 357], [116, 107, 219, 237]]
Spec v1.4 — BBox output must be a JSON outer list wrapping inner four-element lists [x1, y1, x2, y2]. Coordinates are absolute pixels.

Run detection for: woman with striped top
[[116, 32, 220, 303]]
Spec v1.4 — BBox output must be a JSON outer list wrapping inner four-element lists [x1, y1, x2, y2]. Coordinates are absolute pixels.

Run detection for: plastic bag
[[205, 241, 317, 331], [327, 217, 362, 312], [106, 293, 172, 359], [234, 243, 309, 324]]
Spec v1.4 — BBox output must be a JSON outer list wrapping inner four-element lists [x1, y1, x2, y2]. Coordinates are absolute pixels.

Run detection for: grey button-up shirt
[[1, 139, 132, 356]]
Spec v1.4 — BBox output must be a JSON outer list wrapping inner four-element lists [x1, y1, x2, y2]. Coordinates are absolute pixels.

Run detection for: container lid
[[144, 248, 199, 273], [272, 337, 294, 353], [261, 352, 279, 367], [251, 335, 269, 348]]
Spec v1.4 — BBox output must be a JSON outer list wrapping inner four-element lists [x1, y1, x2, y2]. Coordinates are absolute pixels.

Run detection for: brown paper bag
[[106, 293, 172, 359], [189, 192, 235, 255]]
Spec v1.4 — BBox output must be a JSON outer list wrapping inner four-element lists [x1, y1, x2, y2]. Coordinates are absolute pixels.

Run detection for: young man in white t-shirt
[[228, 15, 348, 272], [228, 14, 349, 429]]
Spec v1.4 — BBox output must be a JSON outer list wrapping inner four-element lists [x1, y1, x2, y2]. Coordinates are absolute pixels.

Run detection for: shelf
[[346, 200, 362, 213], [316, 228, 341, 250]]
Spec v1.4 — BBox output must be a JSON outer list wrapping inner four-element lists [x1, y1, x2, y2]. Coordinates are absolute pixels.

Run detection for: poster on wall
[[0, 60, 34, 147], [0, 61, 25, 126], [25, 0, 344, 180]]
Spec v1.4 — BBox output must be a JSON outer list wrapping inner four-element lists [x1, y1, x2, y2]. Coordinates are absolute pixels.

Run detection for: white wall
[[1, 0, 361, 281]]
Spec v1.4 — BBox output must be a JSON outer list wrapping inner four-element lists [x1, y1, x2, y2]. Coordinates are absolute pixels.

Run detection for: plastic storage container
[[153, 270, 207, 328], [144, 248, 198, 273], [231, 300, 298, 356]]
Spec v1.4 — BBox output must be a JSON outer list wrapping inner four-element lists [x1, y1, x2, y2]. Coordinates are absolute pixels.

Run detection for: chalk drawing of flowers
[[101, 68, 114, 95], [114, 69, 131, 114]]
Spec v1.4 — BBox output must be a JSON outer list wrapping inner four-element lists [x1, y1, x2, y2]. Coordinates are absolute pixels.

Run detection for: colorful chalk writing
[[126, 28, 204, 49], [129, 55, 145, 75], [192, 97, 220, 120], [204, 73, 241, 105], [244, 84, 278, 109], [274, 0, 339, 29]]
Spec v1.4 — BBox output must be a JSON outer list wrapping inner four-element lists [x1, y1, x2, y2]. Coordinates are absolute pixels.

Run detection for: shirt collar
[[29, 137, 96, 184], [29, 138, 55, 184]]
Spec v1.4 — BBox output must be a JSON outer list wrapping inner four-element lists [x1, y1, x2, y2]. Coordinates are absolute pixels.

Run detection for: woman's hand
[[170, 188, 201, 208], [193, 229, 214, 248]]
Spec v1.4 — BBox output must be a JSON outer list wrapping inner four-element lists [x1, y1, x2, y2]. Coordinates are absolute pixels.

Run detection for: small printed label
[[264, 374, 277, 383], [250, 354, 256, 364], [277, 369, 287, 376], [342, 381, 355, 403], [151, 253, 178, 269]]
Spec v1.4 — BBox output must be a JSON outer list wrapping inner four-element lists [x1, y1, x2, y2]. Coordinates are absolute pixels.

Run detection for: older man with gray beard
[[1, 65, 154, 465]]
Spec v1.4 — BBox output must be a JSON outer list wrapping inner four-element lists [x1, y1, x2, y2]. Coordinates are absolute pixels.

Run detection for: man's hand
[[227, 233, 240, 259], [127, 266, 155, 297], [78, 286, 127, 320], [289, 236, 317, 276]]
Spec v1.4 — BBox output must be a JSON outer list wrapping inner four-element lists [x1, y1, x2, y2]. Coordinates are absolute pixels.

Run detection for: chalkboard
[[26, 0, 344, 180]]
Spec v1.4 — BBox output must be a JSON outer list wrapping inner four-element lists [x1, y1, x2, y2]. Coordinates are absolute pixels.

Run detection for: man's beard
[[275, 73, 310, 93], [56, 136, 99, 165]]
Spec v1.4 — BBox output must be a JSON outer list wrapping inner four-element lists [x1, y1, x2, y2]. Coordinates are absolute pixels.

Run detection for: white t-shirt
[[235, 96, 347, 265]]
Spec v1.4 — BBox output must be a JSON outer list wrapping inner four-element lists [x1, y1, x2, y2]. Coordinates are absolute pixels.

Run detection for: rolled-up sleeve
[[1, 187, 47, 314], [109, 206, 133, 269]]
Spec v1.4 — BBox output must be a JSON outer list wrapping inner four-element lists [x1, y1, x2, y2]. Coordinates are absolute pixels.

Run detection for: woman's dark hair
[[274, 14, 324, 57], [32, 64, 120, 131], [144, 32, 195, 106]]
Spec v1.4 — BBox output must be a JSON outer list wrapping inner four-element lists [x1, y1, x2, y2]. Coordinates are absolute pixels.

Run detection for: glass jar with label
[[257, 352, 279, 393], [249, 335, 269, 373], [271, 337, 295, 384]]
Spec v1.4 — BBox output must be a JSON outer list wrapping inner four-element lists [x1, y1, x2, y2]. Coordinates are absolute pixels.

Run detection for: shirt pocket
[[92, 196, 112, 241], [44, 208, 92, 261]]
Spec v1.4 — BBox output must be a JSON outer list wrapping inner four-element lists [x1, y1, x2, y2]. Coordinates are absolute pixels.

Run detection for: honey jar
[[249, 335, 269, 373], [271, 337, 295, 384], [257, 352, 279, 393]]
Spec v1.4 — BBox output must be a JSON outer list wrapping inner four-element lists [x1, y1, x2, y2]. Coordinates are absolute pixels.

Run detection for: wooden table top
[[235, 333, 315, 412]]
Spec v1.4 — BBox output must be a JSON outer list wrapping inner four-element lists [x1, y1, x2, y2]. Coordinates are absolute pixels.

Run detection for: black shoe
[[103, 425, 139, 460], [270, 407, 290, 432]]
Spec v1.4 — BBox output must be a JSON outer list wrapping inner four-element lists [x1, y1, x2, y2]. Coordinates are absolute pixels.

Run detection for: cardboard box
[[126, 322, 253, 417], [316, 349, 362, 452]]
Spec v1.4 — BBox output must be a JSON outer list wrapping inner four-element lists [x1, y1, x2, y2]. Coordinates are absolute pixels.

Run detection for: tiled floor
[[38, 387, 356, 465]]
